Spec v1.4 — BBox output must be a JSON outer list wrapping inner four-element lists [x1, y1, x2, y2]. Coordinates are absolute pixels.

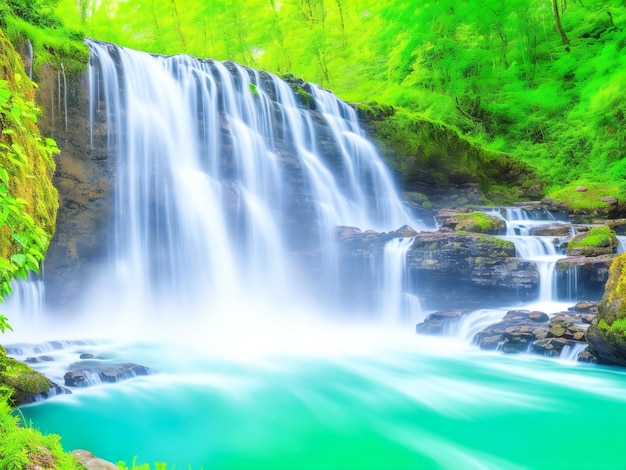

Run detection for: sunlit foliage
[[53, 0, 626, 192]]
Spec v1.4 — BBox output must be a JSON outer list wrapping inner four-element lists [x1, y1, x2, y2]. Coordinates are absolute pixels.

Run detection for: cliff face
[[34, 60, 114, 309]]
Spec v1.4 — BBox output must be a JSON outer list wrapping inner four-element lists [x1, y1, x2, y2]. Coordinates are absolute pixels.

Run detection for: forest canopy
[[47, 0, 626, 193]]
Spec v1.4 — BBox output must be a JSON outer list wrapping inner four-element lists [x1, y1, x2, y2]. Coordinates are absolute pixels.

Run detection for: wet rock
[[503, 310, 550, 323], [502, 326, 536, 353], [416, 310, 468, 335], [475, 334, 503, 350], [528, 223, 571, 237], [570, 301, 599, 313], [474, 310, 550, 352], [71, 450, 118, 470], [577, 350, 598, 363], [531, 338, 581, 357], [556, 255, 615, 299], [24, 355, 54, 363], [391, 224, 420, 238], [548, 320, 587, 341], [64, 362, 152, 387], [576, 186, 588, 192]]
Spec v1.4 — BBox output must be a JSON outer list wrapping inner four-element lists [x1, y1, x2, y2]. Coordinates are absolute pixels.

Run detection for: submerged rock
[[64, 362, 152, 387], [528, 223, 571, 237], [474, 309, 592, 360]]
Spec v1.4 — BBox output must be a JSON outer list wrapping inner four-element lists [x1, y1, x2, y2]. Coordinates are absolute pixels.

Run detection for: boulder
[[441, 211, 506, 235], [570, 301, 599, 313], [416, 310, 468, 335], [528, 223, 571, 237], [548, 320, 587, 341], [531, 338, 583, 357], [474, 310, 550, 352], [71, 450, 118, 470]]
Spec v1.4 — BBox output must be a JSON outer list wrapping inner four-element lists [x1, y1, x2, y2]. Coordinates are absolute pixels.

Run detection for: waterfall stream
[[76, 40, 426, 331]]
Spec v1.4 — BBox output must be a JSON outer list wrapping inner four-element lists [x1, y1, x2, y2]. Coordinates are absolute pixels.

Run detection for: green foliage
[[1, 0, 88, 76], [118, 458, 171, 470], [52, 0, 626, 194], [0, 387, 82, 469], [0, 77, 56, 308]]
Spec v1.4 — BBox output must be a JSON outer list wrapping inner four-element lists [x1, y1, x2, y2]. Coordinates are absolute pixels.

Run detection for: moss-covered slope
[[358, 104, 544, 204]]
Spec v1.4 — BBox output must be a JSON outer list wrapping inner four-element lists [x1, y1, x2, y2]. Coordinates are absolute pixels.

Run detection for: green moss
[[477, 235, 515, 257], [568, 226, 617, 250], [359, 106, 543, 203], [547, 182, 626, 213], [450, 212, 505, 234], [598, 319, 610, 331], [596, 253, 626, 325]]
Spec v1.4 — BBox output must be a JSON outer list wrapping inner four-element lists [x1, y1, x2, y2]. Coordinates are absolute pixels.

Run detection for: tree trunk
[[552, 0, 570, 47]]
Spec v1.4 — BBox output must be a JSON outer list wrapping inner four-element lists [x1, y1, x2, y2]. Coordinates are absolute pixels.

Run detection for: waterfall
[[488, 208, 565, 303], [559, 342, 588, 361], [82, 41, 423, 328], [618, 235, 626, 254], [379, 237, 421, 322], [26, 39, 33, 79]]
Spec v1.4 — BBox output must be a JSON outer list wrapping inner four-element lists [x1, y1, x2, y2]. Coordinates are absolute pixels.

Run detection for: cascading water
[[379, 237, 421, 323], [79, 40, 424, 329], [486, 208, 566, 304]]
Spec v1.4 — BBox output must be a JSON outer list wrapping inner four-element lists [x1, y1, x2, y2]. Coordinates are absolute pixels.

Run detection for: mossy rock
[[476, 235, 516, 257], [566, 226, 617, 257], [545, 183, 626, 216], [0, 349, 50, 405], [443, 212, 506, 235], [587, 253, 626, 366]]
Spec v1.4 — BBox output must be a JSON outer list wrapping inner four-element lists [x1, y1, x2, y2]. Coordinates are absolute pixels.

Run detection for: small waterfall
[[60, 62, 68, 131], [56, 66, 69, 132], [26, 39, 33, 79], [617, 235, 626, 254], [559, 342, 588, 362], [489, 208, 565, 303], [379, 237, 420, 322], [4, 275, 45, 321]]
